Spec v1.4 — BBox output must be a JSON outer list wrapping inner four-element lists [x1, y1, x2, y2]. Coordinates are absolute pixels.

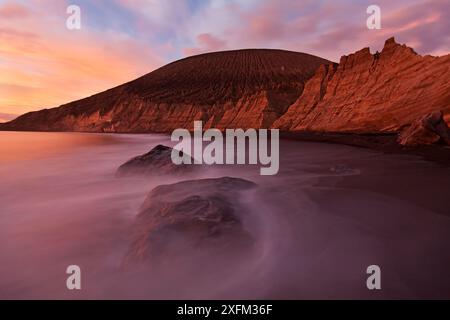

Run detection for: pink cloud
[[184, 33, 227, 56], [0, 112, 17, 122], [183, 0, 449, 61], [0, 2, 30, 19]]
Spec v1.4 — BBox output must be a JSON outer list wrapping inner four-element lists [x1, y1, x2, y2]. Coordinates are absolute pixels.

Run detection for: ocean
[[1, 131, 450, 299]]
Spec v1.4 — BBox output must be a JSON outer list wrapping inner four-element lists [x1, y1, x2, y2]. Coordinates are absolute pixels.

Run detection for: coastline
[[281, 131, 450, 167], [2, 128, 450, 166]]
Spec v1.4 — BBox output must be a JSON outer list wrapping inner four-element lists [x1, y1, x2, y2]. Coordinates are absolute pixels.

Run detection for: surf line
[[171, 121, 279, 175]]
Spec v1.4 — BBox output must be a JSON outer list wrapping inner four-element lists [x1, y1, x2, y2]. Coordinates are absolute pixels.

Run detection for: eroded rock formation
[[273, 38, 450, 133]]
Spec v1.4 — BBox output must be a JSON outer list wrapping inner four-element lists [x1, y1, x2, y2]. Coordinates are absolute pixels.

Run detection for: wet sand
[[1, 132, 450, 299], [281, 131, 450, 167]]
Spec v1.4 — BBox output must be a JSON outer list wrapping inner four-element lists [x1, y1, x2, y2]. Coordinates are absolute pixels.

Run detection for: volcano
[[0, 49, 328, 133]]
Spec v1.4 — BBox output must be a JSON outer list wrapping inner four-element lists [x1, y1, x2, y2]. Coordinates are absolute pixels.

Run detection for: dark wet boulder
[[124, 177, 256, 264], [116, 144, 195, 177], [398, 111, 450, 147]]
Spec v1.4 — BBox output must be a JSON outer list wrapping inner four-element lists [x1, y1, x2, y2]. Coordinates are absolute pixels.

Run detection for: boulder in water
[[124, 177, 256, 264], [116, 144, 195, 177]]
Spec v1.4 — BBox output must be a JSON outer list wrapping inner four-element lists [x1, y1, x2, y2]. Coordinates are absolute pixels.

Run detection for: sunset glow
[[0, 0, 449, 119]]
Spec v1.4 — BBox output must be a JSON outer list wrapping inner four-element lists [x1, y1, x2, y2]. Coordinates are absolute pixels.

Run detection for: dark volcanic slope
[[127, 49, 329, 104], [0, 49, 329, 132]]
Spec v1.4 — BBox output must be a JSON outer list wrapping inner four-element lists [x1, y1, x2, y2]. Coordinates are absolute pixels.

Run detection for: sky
[[0, 0, 449, 120]]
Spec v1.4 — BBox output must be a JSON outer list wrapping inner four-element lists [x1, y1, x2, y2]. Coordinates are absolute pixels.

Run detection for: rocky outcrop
[[124, 177, 256, 264], [0, 49, 328, 133], [273, 38, 450, 133], [116, 144, 195, 177], [1, 39, 449, 138], [398, 111, 450, 146]]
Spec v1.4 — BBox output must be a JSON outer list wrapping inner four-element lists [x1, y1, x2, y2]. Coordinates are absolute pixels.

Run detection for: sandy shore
[[281, 131, 450, 167], [282, 141, 450, 298]]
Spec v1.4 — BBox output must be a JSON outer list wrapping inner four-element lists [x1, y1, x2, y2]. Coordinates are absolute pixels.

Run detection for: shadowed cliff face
[[1, 38, 449, 134], [0, 49, 328, 133]]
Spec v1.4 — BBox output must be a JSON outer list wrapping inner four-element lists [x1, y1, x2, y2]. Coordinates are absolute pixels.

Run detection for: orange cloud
[[0, 1, 164, 116]]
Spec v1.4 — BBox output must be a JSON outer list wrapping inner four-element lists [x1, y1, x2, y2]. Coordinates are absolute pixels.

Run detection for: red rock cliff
[[272, 37, 450, 133], [1, 39, 449, 134]]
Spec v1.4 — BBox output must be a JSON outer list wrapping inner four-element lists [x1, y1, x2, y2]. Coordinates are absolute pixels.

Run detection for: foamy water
[[1, 132, 450, 299]]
